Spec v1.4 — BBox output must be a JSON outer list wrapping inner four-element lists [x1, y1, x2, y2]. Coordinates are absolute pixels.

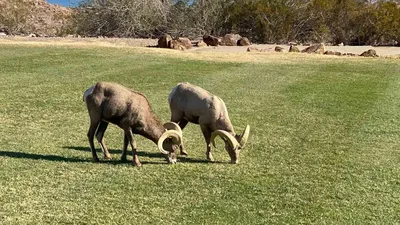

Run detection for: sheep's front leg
[[124, 128, 141, 166], [200, 125, 214, 162], [95, 121, 112, 160]]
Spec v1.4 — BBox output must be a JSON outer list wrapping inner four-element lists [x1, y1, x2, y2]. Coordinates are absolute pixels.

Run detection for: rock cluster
[[158, 33, 252, 50], [157, 34, 381, 57], [158, 35, 193, 51]]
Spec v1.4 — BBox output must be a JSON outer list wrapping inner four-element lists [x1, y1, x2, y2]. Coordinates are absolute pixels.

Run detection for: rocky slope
[[0, 0, 73, 36]]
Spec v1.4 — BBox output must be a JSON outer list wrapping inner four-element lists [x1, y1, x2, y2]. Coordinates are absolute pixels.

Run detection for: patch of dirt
[[0, 36, 157, 47], [0, 37, 399, 63], [187, 44, 400, 57]]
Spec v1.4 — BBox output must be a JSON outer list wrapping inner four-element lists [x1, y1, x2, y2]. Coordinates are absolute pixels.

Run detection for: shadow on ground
[[0, 148, 227, 165], [0, 149, 165, 165], [63, 146, 225, 164], [0, 150, 89, 163]]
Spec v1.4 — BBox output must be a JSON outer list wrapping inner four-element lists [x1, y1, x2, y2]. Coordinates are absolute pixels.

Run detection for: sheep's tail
[[83, 85, 95, 102]]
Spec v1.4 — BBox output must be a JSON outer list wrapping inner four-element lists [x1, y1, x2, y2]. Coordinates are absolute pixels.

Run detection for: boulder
[[169, 38, 192, 51], [203, 35, 219, 46], [176, 37, 192, 49], [158, 34, 172, 48], [247, 47, 269, 52], [0, 27, 9, 35], [301, 43, 325, 54], [289, 45, 300, 52], [275, 46, 284, 52], [237, 37, 251, 46], [196, 40, 207, 47], [324, 51, 344, 56], [220, 34, 241, 46], [170, 40, 185, 51], [360, 49, 379, 57], [247, 47, 261, 52]]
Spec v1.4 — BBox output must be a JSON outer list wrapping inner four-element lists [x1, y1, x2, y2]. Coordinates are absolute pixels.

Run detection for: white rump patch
[[83, 85, 94, 102]]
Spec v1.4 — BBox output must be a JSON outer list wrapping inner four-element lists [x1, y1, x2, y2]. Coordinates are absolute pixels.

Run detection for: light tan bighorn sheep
[[83, 82, 183, 166], [168, 82, 250, 164]]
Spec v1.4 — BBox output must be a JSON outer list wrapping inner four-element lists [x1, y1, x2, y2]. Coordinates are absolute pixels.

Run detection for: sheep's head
[[157, 122, 183, 164], [211, 125, 250, 164]]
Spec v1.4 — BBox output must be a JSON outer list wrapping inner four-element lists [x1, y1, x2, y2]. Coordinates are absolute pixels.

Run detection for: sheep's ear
[[238, 125, 250, 148]]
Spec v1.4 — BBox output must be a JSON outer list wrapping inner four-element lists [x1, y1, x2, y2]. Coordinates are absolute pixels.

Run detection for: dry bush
[[0, 0, 73, 36]]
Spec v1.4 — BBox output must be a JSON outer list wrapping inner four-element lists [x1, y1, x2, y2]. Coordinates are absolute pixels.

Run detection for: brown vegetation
[[0, 0, 73, 36], [1, 0, 399, 47]]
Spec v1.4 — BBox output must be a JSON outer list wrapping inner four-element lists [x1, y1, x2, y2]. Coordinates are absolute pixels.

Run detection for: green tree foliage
[[373, 1, 400, 44]]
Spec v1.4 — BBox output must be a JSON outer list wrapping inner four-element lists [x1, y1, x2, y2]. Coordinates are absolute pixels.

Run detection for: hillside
[[0, 0, 73, 36]]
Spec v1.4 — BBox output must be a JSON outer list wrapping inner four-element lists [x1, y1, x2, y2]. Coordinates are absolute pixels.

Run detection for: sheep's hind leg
[[88, 120, 100, 162], [200, 125, 214, 162], [171, 114, 189, 156], [178, 119, 189, 156], [95, 121, 112, 160], [121, 134, 129, 162], [124, 128, 141, 166]]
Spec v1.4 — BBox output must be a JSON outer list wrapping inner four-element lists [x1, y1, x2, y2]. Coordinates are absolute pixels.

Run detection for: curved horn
[[163, 122, 182, 137], [238, 125, 250, 148], [157, 130, 182, 155], [211, 130, 240, 149]]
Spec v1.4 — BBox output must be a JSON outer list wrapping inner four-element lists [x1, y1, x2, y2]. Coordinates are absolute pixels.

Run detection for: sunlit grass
[[0, 44, 399, 224]]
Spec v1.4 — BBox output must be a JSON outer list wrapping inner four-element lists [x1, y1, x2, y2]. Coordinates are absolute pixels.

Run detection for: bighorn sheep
[[83, 82, 183, 166], [168, 82, 250, 164]]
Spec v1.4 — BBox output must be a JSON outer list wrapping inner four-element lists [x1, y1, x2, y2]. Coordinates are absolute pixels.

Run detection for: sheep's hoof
[[104, 156, 112, 160], [133, 161, 142, 167], [230, 160, 239, 164], [180, 150, 188, 156], [206, 154, 214, 162], [92, 158, 100, 163]]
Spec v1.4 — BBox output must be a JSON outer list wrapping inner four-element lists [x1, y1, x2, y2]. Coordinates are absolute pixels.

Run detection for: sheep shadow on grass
[[0, 150, 89, 163], [63, 146, 162, 158], [63, 146, 224, 164], [0, 149, 165, 165]]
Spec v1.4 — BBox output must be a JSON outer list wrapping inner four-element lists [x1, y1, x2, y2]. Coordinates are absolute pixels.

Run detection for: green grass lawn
[[0, 44, 400, 224]]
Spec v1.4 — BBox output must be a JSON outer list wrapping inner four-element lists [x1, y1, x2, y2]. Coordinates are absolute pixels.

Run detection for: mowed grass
[[0, 44, 400, 224]]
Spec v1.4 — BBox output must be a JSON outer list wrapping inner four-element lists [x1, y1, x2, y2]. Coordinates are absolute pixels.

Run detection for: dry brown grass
[[1, 36, 399, 63]]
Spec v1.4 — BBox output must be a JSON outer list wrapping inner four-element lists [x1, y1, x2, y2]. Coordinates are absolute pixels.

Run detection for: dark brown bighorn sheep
[[83, 82, 183, 166], [168, 82, 250, 164]]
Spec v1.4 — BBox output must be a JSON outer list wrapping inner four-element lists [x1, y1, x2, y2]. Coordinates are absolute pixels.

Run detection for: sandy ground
[[187, 44, 400, 57], [1, 36, 399, 60]]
